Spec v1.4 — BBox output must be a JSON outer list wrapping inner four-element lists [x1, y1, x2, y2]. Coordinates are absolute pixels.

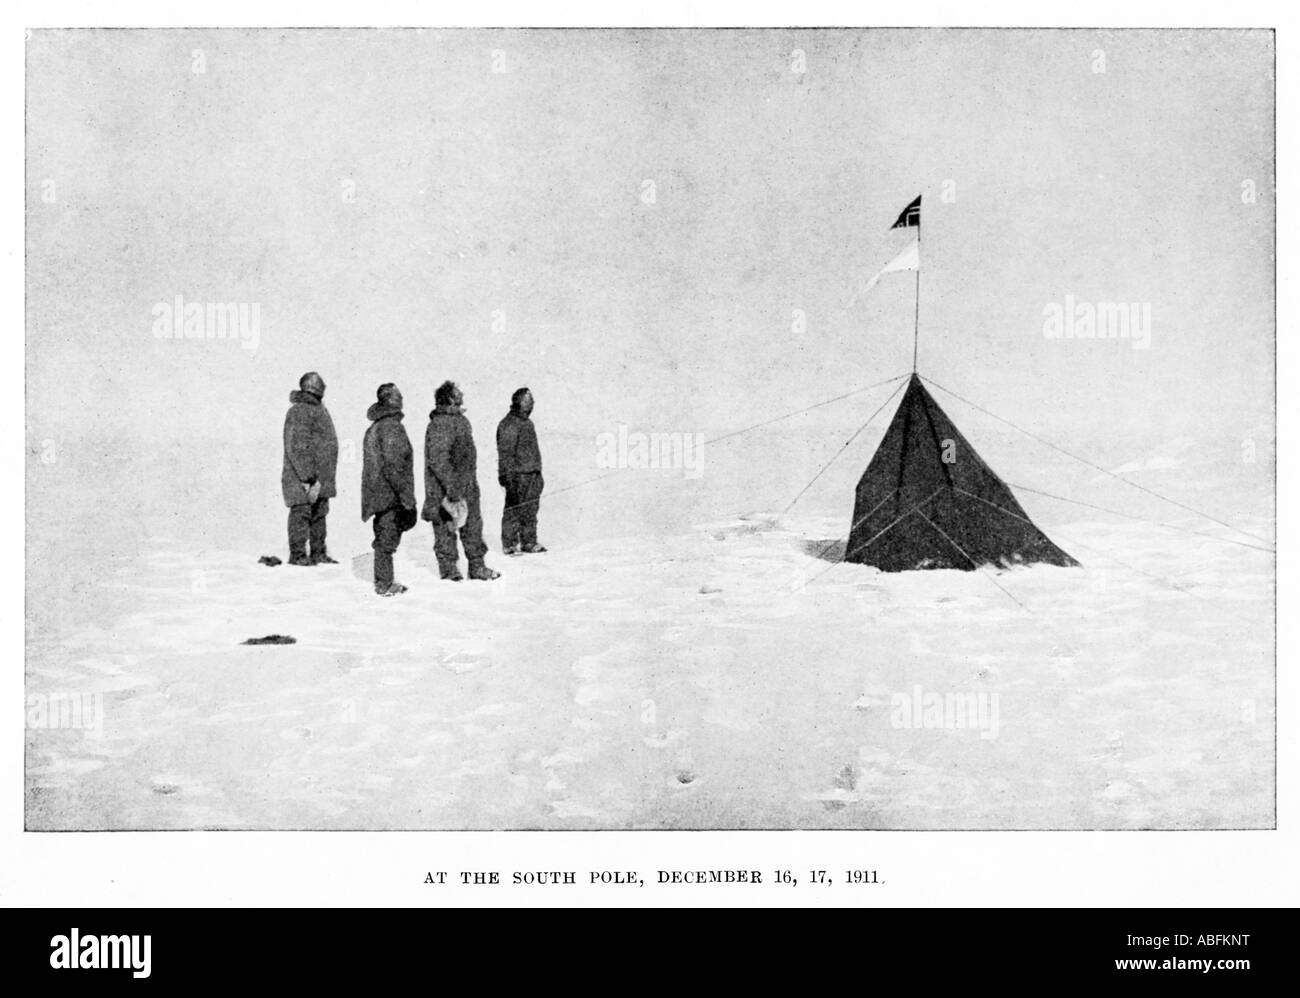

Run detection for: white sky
[[26, 28, 1274, 534]]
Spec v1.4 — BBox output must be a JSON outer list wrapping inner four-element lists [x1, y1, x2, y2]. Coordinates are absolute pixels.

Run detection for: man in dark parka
[[496, 387, 546, 554], [422, 381, 499, 581], [362, 383, 417, 596], [281, 371, 339, 565]]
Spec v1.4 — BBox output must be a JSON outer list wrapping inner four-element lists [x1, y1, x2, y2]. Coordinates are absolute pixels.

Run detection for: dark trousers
[[432, 491, 488, 572], [502, 472, 543, 549], [372, 506, 415, 585], [288, 498, 330, 559]]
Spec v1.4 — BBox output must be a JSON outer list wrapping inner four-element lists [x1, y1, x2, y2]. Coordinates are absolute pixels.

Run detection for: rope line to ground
[[920, 375, 1272, 547]]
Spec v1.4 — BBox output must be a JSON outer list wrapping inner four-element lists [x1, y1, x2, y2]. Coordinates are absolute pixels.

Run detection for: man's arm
[[284, 410, 317, 490], [496, 418, 518, 485], [426, 421, 461, 502], [317, 409, 339, 477], [380, 424, 415, 508]]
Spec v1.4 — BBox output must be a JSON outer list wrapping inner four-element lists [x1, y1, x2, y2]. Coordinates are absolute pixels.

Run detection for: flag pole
[[912, 222, 921, 373]]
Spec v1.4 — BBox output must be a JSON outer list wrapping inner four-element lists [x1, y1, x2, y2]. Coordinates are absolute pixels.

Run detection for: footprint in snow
[[440, 652, 490, 674]]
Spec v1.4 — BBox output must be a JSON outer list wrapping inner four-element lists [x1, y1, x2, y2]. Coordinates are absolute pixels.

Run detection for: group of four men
[[281, 372, 545, 596]]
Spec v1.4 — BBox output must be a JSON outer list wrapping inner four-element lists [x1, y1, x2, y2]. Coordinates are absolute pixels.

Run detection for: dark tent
[[845, 374, 1078, 571]]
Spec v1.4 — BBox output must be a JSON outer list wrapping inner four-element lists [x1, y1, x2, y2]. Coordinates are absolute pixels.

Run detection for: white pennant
[[846, 237, 919, 310]]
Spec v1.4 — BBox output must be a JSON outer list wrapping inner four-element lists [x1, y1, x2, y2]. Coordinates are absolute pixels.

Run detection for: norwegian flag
[[890, 195, 921, 230]]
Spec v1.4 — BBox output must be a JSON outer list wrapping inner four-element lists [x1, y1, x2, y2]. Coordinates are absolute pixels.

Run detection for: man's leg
[[462, 492, 488, 565], [519, 473, 542, 549], [309, 498, 334, 563], [432, 509, 462, 579], [501, 476, 523, 551], [372, 508, 399, 592], [287, 503, 311, 564], [462, 492, 499, 579], [386, 507, 408, 591]]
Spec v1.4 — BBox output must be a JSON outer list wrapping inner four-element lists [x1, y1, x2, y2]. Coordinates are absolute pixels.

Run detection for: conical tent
[[845, 374, 1078, 571]]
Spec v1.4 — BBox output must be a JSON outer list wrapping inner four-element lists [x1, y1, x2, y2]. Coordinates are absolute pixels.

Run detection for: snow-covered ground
[[25, 506, 1273, 830]]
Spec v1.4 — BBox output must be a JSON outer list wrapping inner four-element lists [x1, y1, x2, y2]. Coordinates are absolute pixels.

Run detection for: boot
[[375, 581, 408, 596], [439, 565, 464, 582], [503, 544, 522, 556], [310, 551, 339, 565], [468, 562, 500, 581], [289, 554, 312, 567], [522, 543, 547, 554]]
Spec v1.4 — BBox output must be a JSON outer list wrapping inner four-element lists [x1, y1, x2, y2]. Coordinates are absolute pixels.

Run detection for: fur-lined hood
[[367, 402, 404, 422]]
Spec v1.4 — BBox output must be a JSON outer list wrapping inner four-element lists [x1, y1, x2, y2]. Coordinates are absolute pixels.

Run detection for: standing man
[[281, 371, 339, 566], [362, 383, 417, 596], [422, 381, 500, 581], [496, 387, 546, 555]]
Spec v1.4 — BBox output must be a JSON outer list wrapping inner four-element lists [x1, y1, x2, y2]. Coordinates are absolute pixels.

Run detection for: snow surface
[[25, 508, 1273, 830]]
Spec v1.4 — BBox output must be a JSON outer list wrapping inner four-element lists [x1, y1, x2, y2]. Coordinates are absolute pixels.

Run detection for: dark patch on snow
[[242, 634, 297, 645], [802, 538, 845, 562], [258, 555, 282, 566], [676, 770, 695, 785]]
